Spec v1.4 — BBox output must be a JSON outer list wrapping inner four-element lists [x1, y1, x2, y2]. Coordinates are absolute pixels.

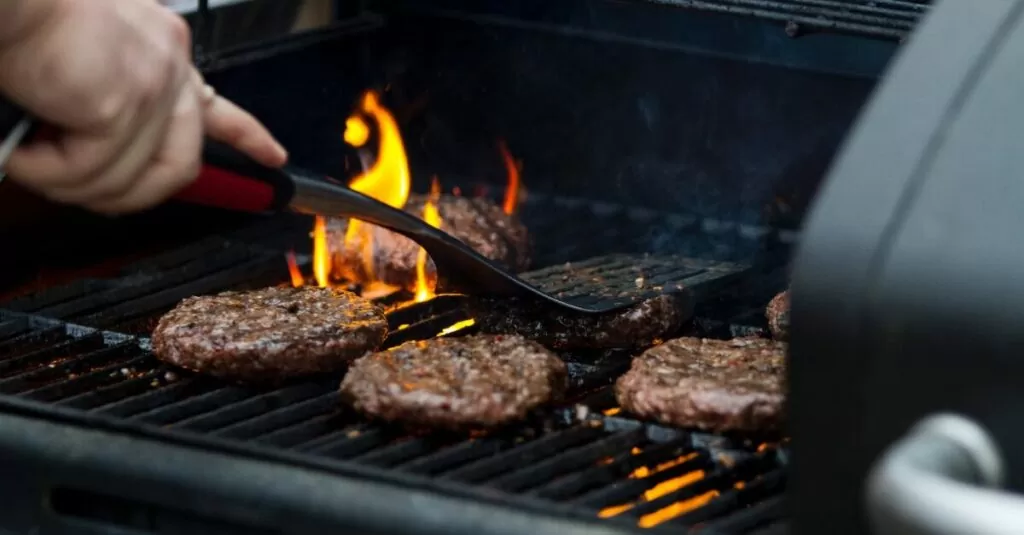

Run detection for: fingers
[[88, 77, 204, 214], [201, 82, 288, 168]]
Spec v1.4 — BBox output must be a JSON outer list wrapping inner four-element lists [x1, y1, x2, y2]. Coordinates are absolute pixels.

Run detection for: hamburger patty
[[615, 337, 786, 432], [765, 290, 790, 341], [152, 287, 388, 381], [468, 293, 692, 350], [325, 194, 531, 291], [340, 334, 567, 429]]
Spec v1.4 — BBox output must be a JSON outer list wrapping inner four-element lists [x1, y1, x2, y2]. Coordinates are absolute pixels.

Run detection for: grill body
[[0, 1, 934, 533], [792, 1, 1024, 533]]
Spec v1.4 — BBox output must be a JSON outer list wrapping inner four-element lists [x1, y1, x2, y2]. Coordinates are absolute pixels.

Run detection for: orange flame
[[285, 251, 304, 287], [498, 140, 521, 215], [414, 177, 443, 302], [343, 90, 412, 278]]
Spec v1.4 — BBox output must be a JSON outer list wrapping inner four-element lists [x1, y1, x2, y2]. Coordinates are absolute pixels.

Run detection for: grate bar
[[486, 429, 647, 493], [37, 247, 259, 320], [128, 386, 253, 425], [623, 453, 777, 518], [0, 334, 108, 380], [530, 438, 695, 500], [57, 368, 169, 410], [212, 391, 340, 440], [16, 349, 151, 401], [3, 280, 112, 314], [252, 412, 347, 448], [396, 438, 509, 476], [303, 426, 394, 458], [642, 0, 922, 39], [441, 426, 607, 483], [670, 469, 786, 528], [168, 382, 329, 432], [570, 452, 714, 509], [0, 327, 71, 362], [351, 436, 458, 468], [94, 376, 220, 417], [0, 316, 29, 341], [75, 255, 285, 330]]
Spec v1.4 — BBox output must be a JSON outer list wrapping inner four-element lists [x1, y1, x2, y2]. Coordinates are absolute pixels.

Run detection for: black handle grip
[[0, 94, 27, 136], [172, 140, 297, 213]]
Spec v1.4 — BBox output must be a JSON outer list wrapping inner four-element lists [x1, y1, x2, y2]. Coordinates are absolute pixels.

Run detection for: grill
[[0, 191, 788, 534], [0, 0, 934, 532]]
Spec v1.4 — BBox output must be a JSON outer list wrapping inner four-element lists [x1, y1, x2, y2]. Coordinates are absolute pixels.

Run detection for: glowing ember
[[638, 489, 720, 528], [414, 177, 443, 302], [603, 407, 622, 416], [498, 139, 521, 215], [597, 451, 709, 526], [285, 251, 304, 287]]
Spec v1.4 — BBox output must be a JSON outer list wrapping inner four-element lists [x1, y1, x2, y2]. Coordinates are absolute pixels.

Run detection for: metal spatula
[[189, 140, 623, 313]]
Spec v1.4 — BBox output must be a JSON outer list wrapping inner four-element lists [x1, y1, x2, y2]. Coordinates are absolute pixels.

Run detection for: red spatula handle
[[174, 140, 296, 213]]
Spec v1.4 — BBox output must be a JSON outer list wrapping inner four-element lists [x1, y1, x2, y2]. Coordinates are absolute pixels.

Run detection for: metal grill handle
[[866, 413, 1024, 535]]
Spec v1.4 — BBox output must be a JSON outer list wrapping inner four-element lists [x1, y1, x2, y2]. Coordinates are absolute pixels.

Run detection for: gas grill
[[0, 0, 944, 534]]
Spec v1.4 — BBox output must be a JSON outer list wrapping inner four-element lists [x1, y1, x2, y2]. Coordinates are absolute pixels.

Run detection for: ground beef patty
[[325, 194, 531, 291], [340, 334, 567, 429], [467, 293, 692, 350], [765, 290, 790, 341], [615, 337, 786, 432], [152, 287, 388, 381]]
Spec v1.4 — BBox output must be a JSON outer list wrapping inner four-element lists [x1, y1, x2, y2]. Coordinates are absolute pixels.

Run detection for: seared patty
[[340, 334, 567, 429], [765, 290, 790, 341], [325, 194, 531, 291], [615, 337, 786, 432], [152, 287, 388, 381], [468, 293, 692, 350]]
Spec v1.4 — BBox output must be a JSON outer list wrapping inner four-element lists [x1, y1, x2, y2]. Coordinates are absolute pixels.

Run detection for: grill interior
[[0, 191, 789, 534]]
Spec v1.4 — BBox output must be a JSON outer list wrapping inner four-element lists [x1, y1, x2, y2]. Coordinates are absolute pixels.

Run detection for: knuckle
[[165, 14, 192, 50], [91, 92, 127, 127]]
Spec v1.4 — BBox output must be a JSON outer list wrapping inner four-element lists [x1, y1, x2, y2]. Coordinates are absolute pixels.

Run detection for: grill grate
[[639, 0, 928, 40], [0, 314, 786, 532], [0, 196, 789, 534]]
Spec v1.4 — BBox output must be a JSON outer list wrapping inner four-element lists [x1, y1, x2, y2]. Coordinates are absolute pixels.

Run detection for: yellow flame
[[439, 319, 476, 336], [312, 216, 329, 288], [414, 177, 443, 302], [344, 116, 370, 147], [343, 91, 412, 277]]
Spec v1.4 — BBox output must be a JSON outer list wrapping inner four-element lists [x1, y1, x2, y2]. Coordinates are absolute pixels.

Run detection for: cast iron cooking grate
[[0, 197, 790, 534], [639, 0, 928, 40], [0, 306, 785, 534]]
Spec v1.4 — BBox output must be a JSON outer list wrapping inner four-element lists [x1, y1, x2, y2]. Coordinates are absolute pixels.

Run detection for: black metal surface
[[638, 0, 926, 40], [791, 1, 1024, 534], [0, 193, 788, 534]]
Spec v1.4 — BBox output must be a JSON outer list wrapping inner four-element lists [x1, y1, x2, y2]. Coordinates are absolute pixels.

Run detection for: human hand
[[0, 0, 287, 214]]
